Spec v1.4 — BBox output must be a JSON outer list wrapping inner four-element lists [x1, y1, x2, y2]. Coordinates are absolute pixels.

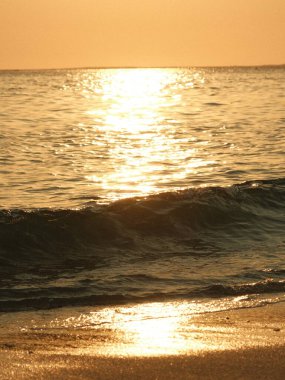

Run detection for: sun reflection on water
[[83, 69, 212, 200], [4, 298, 285, 358], [51, 301, 229, 357], [111, 302, 199, 356]]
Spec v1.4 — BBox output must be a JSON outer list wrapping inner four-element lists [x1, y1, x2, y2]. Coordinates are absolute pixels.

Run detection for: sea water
[[0, 67, 285, 312]]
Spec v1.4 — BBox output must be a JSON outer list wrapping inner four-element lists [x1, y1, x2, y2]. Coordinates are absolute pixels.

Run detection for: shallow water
[[0, 67, 285, 312]]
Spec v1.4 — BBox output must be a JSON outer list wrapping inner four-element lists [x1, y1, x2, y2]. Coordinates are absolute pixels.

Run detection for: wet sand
[[0, 302, 284, 379], [1, 345, 285, 380]]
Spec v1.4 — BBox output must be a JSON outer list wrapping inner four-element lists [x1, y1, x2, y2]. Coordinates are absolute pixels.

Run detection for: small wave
[[1, 279, 284, 312], [197, 279, 285, 298]]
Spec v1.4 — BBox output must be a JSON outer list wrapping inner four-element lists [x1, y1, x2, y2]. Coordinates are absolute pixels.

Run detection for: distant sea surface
[[0, 67, 285, 312]]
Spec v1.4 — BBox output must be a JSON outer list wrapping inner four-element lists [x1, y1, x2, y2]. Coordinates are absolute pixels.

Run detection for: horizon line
[[0, 63, 285, 72]]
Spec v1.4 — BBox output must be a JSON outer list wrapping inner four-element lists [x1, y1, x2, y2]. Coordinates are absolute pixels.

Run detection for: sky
[[0, 0, 284, 69]]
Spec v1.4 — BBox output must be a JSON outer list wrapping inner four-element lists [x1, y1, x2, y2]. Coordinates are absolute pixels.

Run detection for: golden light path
[[32, 296, 281, 357], [1, 298, 284, 359], [48, 301, 227, 356], [84, 69, 214, 200]]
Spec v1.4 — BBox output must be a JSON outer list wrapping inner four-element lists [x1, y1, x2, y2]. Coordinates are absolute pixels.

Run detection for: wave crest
[[0, 178, 284, 270]]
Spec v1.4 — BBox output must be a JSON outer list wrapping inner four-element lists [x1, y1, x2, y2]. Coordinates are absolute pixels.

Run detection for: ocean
[[0, 66, 285, 314]]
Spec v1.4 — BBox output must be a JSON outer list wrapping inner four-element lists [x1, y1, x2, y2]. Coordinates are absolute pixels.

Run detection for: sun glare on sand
[[4, 300, 284, 358], [38, 297, 285, 357], [48, 301, 247, 357]]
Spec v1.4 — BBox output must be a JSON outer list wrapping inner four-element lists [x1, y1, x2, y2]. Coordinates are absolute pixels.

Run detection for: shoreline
[[0, 301, 284, 379]]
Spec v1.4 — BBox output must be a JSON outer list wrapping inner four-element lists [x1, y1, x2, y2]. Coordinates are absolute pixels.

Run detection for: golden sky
[[0, 0, 284, 69]]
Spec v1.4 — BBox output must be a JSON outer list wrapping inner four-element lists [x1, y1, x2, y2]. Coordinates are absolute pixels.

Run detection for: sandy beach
[[0, 301, 284, 379]]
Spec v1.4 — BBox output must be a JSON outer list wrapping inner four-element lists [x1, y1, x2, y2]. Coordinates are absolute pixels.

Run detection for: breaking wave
[[1, 178, 285, 311]]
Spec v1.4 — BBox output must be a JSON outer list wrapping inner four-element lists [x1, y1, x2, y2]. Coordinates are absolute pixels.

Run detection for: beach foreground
[[0, 344, 285, 380], [0, 301, 284, 379]]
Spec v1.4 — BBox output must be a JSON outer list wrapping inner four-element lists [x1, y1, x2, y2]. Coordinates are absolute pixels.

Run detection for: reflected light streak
[[82, 69, 214, 200], [54, 301, 231, 357], [4, 298, 285, 359]]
